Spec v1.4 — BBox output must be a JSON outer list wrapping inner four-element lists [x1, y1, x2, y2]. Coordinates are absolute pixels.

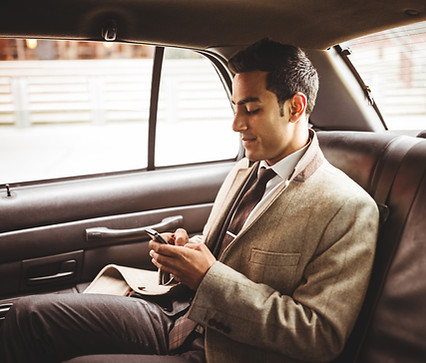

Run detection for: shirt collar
[[259, 142, 309, 181]]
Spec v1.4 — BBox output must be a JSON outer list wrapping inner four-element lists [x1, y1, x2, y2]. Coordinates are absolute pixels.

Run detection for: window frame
[[337, 21, 426, 134], [0, 42, 239, 186], [147, 46, 239, 171], [334, 44, 388, 131]]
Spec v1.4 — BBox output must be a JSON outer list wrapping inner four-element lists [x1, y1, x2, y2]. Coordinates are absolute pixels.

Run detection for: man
[[0, 39, 379, 363]]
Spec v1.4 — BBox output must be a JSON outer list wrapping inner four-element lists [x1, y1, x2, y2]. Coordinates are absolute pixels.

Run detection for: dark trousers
[[0, 293, 205, 363]]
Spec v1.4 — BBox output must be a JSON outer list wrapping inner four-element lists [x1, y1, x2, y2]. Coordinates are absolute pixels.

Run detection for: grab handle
[[85, 215, 183, 242]]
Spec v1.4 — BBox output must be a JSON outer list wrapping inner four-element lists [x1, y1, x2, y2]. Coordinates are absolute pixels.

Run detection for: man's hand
[[149, 228, 216, 290]]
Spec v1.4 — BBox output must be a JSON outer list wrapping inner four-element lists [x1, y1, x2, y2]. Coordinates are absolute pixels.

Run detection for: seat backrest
[[417, 130, 426, 138], [318, 131, 426, 363]]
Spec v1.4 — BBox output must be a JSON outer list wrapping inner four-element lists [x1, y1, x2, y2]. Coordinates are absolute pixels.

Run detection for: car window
[[0, 40, 236, 184], [156, 48, 236, 166], [341, 21, 426, 134]]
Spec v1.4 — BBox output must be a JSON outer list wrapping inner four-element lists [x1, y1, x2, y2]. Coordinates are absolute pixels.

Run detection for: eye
[[246, 108, 260, 115]]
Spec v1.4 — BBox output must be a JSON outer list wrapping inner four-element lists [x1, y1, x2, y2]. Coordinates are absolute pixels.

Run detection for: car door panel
[[0, 162, 231, 233], [0, 161, 234, 302], [21, 250, 84, 292]]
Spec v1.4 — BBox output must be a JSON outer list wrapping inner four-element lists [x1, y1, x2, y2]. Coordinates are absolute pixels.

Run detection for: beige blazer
[[188, 131, 379, 363]]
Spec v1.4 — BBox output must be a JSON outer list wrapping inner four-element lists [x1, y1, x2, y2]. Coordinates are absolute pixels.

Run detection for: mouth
[[241, 135, 257, 146]]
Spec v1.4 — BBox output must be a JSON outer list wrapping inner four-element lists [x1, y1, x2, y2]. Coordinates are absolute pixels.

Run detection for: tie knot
[[258, 167, 276, 183]]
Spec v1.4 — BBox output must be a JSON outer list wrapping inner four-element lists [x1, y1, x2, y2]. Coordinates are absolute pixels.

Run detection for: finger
[[184, 242, 201, 249], [184, 243, 210, 255], [161, 232, 175, 245], [167, 233, 176, 245], [149, 241, 177, 256], [150, 254, 161, 270], [149, 249, 174, 272], [150, 247, 186, 270], [151, 257, 175, 277], [174, 228, 189, 246]]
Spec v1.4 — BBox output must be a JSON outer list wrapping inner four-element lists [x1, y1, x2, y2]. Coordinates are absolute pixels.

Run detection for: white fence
[[0, 59, 231, 127]]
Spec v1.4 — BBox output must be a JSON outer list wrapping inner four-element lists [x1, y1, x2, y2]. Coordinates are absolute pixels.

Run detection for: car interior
[[0, 0, 425, 362]]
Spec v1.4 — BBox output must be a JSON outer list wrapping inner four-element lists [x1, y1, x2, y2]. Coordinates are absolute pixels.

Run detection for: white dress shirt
[[245, 143, 309, 225]]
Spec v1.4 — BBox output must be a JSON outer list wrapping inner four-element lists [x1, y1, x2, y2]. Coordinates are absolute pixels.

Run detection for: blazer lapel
[[223, 167, 254, 213], [238, 178, 291, 237], [205, 165, 254, 247], [221, 131, 325, 254], [239, 130, 323, 235]]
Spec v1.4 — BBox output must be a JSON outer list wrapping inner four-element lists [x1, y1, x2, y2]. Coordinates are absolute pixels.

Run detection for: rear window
[[341, 21, 426, 134]]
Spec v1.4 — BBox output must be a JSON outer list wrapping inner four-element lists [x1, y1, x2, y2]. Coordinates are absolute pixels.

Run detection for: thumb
[[174, 228, 189, 246]]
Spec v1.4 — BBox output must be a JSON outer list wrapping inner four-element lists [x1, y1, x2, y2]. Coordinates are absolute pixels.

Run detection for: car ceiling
[[0, 0, 425, 50]]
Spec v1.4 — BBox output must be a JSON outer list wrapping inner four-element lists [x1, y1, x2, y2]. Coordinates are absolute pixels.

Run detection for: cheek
[[263, 122, 289, 150], [258, 118, 279, 141]]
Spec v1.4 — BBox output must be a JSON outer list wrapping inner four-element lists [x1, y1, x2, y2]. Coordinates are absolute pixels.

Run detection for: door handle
[[27, 271, 74, 284], [85, 215, 183, 242], [21, 251, 83, 291], [25, 259, 78, 286], [0, 303, 13, 322]]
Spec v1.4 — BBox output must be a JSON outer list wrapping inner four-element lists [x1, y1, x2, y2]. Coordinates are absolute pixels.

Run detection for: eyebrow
[[232, 97, 261, 106]]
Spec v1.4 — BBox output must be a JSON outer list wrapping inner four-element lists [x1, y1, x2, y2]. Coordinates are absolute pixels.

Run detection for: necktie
[[168, 167, 276, 351], [220, 167, 276, 254]]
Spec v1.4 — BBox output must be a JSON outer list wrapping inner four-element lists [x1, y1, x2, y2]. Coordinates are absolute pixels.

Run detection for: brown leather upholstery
[[318, 131, 426, 363], [64, 131, 426, 362], [417, 130, 426, 139]]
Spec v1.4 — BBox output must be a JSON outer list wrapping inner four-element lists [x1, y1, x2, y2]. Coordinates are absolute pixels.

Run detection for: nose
[[232, 109, 248, 133]]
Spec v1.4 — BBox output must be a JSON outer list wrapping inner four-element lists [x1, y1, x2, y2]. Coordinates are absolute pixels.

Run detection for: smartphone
[[145, 227, 169, 244]]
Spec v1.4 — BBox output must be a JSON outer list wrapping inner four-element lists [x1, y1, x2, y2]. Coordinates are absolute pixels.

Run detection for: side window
[[156, 48, 237, 166], [0, 40, 154, 183], [0, 40, 236, 184], [341, 21, 426, 134]]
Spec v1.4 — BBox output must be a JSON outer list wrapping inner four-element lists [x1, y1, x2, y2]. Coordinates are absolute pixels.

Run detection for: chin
[[246, 154, 261, 162]]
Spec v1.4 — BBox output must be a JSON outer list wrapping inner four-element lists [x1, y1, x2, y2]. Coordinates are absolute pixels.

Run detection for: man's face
[[231, 71, 299, 165]]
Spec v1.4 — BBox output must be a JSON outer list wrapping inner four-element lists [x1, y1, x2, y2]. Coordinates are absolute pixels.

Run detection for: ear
[[289, 92, 307, 123]]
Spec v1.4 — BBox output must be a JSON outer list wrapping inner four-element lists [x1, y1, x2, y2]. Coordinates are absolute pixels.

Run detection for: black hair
[[228, 38, 319, 115]]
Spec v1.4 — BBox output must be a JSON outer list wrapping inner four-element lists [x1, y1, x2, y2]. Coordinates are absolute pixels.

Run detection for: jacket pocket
[[249, 249, 300, 293]]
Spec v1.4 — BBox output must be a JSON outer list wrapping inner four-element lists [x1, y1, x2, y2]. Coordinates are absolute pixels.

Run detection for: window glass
[[0, 40, 153, 183], [156, 48, 237, 166], [0, 41, 237, 184], [341, 21, 426, 133]]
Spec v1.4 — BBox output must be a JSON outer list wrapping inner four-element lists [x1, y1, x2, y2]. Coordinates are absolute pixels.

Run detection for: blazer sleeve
[[188, 194, 379, 362]]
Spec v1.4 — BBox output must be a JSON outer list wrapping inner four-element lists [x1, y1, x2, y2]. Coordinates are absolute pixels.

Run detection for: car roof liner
[[0, 0, 425, 50]]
